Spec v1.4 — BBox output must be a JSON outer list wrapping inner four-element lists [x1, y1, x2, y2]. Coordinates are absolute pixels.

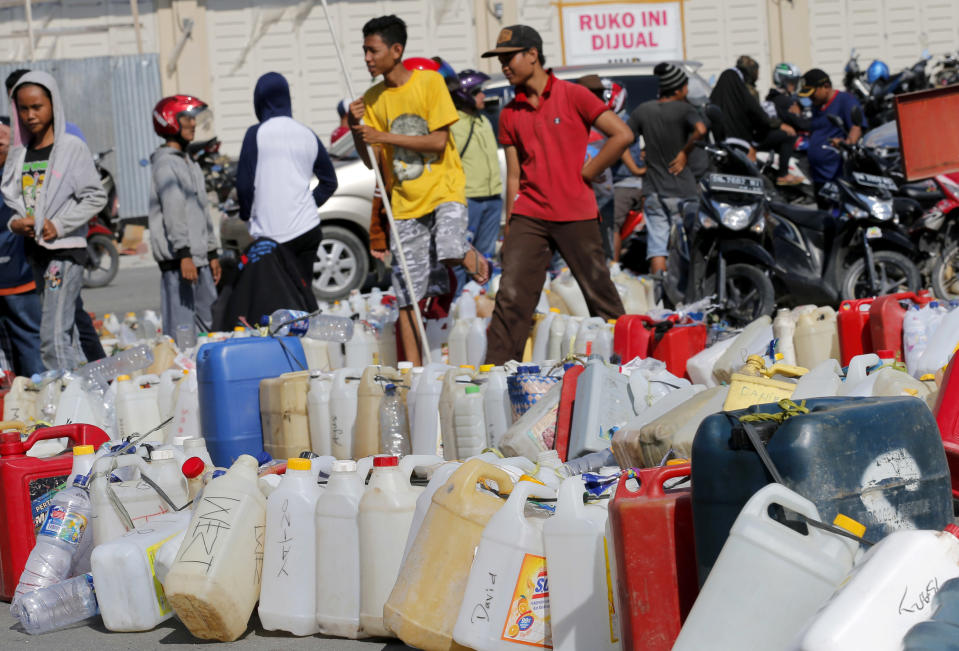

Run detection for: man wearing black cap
[[480, 25, 632, 365], [798, 68, 865, 188], [626, 62, 707, 275]]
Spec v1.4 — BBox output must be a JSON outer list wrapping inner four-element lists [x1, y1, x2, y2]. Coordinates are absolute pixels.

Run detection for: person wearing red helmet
[[2, 70, 106, 371], [148, 94, 221, 336]]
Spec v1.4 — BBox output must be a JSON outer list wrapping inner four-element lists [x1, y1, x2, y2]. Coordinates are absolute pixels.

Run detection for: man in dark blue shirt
[[799, 68, 866, 185]]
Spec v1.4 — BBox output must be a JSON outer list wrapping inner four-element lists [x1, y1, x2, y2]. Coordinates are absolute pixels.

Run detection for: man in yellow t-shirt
[[349, 14, 488, 365]]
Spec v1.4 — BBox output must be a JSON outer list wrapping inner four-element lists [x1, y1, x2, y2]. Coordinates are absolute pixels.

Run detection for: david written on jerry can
[[691, 396, 952, 583], [0, 423, 109, 601]]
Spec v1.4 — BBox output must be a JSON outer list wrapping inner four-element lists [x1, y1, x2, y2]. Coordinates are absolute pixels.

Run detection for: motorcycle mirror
[[827, 114, 846, 130]]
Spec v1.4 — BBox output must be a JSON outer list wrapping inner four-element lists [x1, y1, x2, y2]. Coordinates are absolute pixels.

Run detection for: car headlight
[[698, 211, 718, 229], [845, 203, 869, 219], [714, 202, 756, 231], [857, 193, 894, 221]]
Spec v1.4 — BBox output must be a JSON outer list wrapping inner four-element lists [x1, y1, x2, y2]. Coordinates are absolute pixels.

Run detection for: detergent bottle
[[543, 475, 618, 651], [453, 477, 557, 651], [307, 372, 333, 457], [329, 367, 361, 459], [315, 457, 374, 639], [258, 458, 323, 636], [164, 454, 267, 642], [386, 460, 514, 651], [673, 483, 862, 651], [358, 455, 425, 638]]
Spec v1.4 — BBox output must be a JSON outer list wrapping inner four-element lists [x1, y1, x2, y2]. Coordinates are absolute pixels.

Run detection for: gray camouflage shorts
[[390, 201, 469, 307]]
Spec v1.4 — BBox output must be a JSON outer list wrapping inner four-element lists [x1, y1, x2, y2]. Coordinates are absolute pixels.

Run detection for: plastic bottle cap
[[333, 460, 357, 472], [116, 374, 131, 382], [549, 307, 560, 313], [287, 458, 311, 471], [182, 457, 205, 478], [234, 326, 246, 332], [73, 445, 95, 456], [460, 365, 475, 370], [465, 385, 481, 394], [832, 513, 866, 538], [373, 455, 399, 467], [384, 383, 397, 394], [946, 524, 959, 540], [479, 364, 494, 372], [182, 437, 203, 448]]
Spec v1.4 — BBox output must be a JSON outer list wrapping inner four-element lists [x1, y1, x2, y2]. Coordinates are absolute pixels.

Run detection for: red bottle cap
[[182, 457, 205, 479], [945, 524, 959, 540], [373, 455, 399, 467]]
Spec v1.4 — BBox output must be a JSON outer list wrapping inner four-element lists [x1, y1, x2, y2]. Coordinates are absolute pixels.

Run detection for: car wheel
[[313, 225, 369, 302], [841, 250, 920, 300]]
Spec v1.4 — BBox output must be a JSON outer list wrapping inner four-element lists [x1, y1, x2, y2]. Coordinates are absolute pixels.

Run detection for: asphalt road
[[0, 606, 415, 649], [81, 258, 162, 319]]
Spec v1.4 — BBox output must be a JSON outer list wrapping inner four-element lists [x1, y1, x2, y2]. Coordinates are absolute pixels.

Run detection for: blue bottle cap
[[212, 469, 226, 479], [260, 314, 270, 326], [384, 383, 396, 394]]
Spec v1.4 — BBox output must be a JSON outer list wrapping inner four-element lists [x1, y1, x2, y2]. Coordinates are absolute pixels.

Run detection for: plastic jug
[[385, 460, 514, 651], [685, 335, 736, 387], [453, 478, 556, 651], [483, 366, 512, 449], [181, 437, 213, 467], [838, 352, 881, 395], [637, 385, 728, 466], [561, 315, 582, 358], [167, 370, 200, 446], [547, 312, 569, 361], [354, 365, 398, 459], [608, 463, 697, 651], [454, 385, 487, 459], [259, 370, 311, 460], [838, 297, 875, 366], [314, 458, 374, 639], [440, 366, 475, 460], [553, 363, 585, 462], [307, 372, 333, 456], [330, 367, 361, 460], [3, 376, 38, 424], [532, 309, 558, 362], [568, 356, 634, 459], [53, 376, 100, 428], [673, 484, 860, 651], [258, 458, 323, 636], [792, 359, 843, 399], [468, 318, 488, 369], [543, 475, 618, 651], [870, 291, 933, 361], [574, 317, 607, 356], [400, 461, 462, 565], [612, 385, 705, 469], [794, 306, 840, 369], [165, 454, 267, 642], [346, 322, 380, 368], [795, 525, 959, 651], [300, 336, 332, 371], [626, 359, 693, 413], [0, 424, 110, 601], [917, 304, 959, 378], [552, 268, 589, 317], [115, 375, 163, 442], [448, 318, 470, 367], [89, 449, 190, 546], [691, 396, 952, 583], [722, 355, 805, 411], [412, 364, 450, 456], [712, 315, 773, 384], [773, 308, 798, 366], [197, 337, 307, 467], [903, 305, 929, 376], [902, 577, 959, 650], [611, 263, 652, 315], [90, 511, 190, 631]]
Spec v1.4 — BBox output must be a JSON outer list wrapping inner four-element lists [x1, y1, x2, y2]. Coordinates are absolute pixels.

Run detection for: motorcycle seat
[[899, 181, 944, 202], [769, 201, 830, 231]]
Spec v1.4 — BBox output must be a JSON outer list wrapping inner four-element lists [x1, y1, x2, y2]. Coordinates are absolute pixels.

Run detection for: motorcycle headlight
[[715, 202, 757, 231], [845, 203, 869, 219], [857, 192, 894, 221], [698, 211, 718, 229]]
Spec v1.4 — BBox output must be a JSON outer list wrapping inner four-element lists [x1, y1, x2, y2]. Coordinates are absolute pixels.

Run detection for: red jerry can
[[935, 352, 959, 447], [0, 422, 109, 601], [868, 291, 932, 362], [613, 315, 656, 364], [608, 462, 699, 650], [553, 363, 584, 462], [838, 298, 874, 366], [648, 323, 707, 380]]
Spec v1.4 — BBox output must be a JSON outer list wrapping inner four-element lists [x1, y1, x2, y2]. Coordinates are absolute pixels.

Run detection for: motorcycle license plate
[[707, 173, 765, 195], [865, 226, 883, 239]]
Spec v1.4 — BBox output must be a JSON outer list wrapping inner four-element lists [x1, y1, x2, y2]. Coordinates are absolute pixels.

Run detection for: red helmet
[[152, 95, 208, 137], [403, 57, 440, 72], [602, 80, 627, 113]]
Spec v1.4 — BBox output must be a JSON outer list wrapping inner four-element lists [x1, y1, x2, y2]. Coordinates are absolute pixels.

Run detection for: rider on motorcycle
[[765, 63, 811, 132]]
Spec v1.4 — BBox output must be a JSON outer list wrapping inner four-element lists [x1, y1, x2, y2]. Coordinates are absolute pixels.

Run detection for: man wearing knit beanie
[[625, 62, 706, 275]]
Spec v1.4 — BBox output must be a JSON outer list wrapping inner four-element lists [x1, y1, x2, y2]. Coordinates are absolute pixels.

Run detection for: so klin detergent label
[[500, 553, 552, 648], [146, 532, 181, 615], [38, 504, 87, 546]]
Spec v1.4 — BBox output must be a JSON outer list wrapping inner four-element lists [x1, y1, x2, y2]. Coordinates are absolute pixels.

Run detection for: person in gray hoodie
[[148, 94, 220, 337], [1, 71, 106, 371]]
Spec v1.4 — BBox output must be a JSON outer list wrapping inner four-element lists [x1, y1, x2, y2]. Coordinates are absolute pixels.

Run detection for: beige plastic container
[[440, 366, 475, 460], [2, 376, 38, 424], [385, 460, 513, 651], [612, 385, 705, 468], [259, 371, 311, 460], [165, 454, 267, 642], [794, 306, 840, 369], [145, 338, 178, 375], [638, 385, 729, 466], [353, 365, 398, 459]]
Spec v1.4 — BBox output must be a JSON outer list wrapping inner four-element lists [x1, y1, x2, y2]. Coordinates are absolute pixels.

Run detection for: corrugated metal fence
[[1, 54, 162, 219]]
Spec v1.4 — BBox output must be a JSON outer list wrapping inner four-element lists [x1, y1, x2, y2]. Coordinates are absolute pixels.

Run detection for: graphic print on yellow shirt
[[22, 144, 52, 222], [363, 69, 466, 220]]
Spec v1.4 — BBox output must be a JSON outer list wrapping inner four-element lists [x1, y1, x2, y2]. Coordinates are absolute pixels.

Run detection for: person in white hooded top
[[0, 71, 106, 370]]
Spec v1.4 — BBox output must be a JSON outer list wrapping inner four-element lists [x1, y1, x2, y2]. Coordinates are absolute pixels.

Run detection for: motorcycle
[[83, 148, 120, 288], [934, 52, 959, 87]]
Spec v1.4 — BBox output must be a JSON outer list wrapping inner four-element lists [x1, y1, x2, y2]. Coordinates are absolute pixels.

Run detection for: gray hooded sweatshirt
[[1, 71, 106, 251], [148, 144, 218, 269]]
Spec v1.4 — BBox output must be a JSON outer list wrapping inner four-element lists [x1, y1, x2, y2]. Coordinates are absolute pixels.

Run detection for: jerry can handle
[[0, 421, 28, 433], [21, 424, 109, 451], [621, 462, 691, 500], [762, 363, 808, 378], [451, 458, 515, 501], [740, 483, 824, 543]]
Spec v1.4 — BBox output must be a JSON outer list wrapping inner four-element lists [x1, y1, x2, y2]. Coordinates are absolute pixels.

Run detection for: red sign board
[[895, 85, 959, 181]]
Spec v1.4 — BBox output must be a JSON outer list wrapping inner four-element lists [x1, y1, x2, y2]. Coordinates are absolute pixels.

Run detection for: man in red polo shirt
[[482, 25, 633, 365]]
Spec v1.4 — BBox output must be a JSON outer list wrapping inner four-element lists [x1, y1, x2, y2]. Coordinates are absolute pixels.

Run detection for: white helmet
[[772, 62, 801, 89]]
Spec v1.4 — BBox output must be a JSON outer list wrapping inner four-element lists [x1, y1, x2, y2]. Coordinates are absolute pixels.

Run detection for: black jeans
[[282, 223, 323, 287], [75, 297, 105, 362], [757, 129, 798, 178]]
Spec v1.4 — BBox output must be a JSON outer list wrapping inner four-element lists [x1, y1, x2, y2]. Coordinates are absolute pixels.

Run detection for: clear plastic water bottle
[[12, 573, 98, 635], [12, 475, 93, 607], [77, 344, 154, 390], [379, 383, 411, 456], [267, 309, 355, 342], [366, 295, 399, 334]]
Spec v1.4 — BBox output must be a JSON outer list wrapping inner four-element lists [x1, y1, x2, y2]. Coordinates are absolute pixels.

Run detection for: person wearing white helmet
[[765, 63, 810, 132]]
